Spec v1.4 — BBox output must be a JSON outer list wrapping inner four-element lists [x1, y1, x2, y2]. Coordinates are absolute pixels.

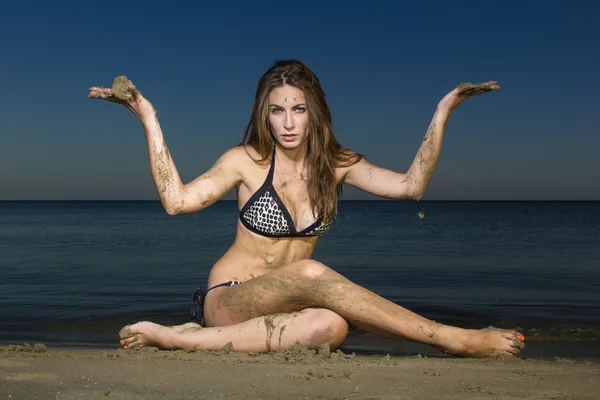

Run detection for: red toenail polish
[[518, 334, 525, 341]]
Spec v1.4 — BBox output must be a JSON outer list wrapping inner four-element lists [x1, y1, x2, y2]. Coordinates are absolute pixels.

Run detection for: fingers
[[456, 81, 500, 97], [88, 82, 138, 104], [88, 87, 126, 104], [459, 87, 492, 97], [88, 87, 110, 99], [487, 81, 500, 90], [88, 87, 105, 99]]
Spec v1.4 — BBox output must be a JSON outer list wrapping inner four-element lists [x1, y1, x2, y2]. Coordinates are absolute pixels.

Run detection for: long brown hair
[[241, 59, 362, 223]]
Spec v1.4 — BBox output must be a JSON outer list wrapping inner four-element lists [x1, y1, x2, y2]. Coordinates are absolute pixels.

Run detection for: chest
[[271, 175, 314, 229], [240, 166, 316, 232]]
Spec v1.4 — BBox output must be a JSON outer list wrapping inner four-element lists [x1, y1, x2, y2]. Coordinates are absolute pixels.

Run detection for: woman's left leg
[[120, 307, 348, 353]]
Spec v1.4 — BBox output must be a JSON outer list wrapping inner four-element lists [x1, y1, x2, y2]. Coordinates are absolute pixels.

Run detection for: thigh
[[206, 307, 348, 352], [203, 259, 347, 327], [260, 307, 348, 350]]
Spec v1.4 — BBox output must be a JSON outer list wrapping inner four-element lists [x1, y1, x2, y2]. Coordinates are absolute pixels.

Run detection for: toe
[[119, 325, 133, 340], [510, 340, 525, 355], [122, 334, 139, 346], [513, 340, 526, 351], [127, 338, 143, 349], [506, 347, 519, 356], [507, 332, 525, 354], [121, 335, 140, 349]]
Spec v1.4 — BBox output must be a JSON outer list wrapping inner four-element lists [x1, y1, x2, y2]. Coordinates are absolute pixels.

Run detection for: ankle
[[434, 326, 470, 354]]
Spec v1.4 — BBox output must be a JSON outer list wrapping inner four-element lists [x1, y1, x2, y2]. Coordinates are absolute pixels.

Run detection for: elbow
[[410, 190, 426, 201], [164, 208, 180, 216], [413, 193, 425, 201], [401, 192, 424, 201], [404, 184, 426, 201], [163, 201, 185, 216]]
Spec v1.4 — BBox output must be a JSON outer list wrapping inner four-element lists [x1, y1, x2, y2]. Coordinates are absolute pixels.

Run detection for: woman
[[89, 60, 525, 357]]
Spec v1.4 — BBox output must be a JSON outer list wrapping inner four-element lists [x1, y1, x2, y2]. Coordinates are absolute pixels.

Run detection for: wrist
[[136, 99, 157, 122]]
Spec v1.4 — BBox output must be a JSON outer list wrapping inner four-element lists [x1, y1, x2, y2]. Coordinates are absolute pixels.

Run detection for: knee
[[294, 259, 330, 281], [304, 309, 348, 349]]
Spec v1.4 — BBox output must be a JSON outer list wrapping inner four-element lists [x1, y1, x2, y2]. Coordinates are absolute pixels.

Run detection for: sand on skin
[[1, 344, 599, 400]]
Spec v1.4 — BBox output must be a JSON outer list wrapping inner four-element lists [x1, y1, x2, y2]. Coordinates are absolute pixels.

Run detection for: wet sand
[[1, 344, 599, 399]]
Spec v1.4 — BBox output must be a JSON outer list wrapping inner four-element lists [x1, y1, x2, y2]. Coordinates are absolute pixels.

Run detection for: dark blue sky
[[1, 1, 598, 200]]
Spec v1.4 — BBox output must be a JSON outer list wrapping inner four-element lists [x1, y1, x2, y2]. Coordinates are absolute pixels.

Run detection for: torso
[[206, 145, 349, 287]]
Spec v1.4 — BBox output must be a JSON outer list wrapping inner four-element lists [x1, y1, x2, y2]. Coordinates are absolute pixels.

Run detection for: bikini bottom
[[190, 280, 242, 327]]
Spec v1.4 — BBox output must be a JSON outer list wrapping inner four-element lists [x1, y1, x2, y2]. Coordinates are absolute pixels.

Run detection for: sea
[[1, 201, 599, 359]]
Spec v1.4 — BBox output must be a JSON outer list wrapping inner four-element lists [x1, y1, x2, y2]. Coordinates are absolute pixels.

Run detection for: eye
[[271, 108, 283, 114], [294, 107, 306, 113]]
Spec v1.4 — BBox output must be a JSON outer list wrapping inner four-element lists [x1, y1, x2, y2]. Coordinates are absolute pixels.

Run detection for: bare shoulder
[[215, 145, 270, 185], [215, 145, 253, 166], [335, 148, 364, 183], [224, 145, 269, 169]]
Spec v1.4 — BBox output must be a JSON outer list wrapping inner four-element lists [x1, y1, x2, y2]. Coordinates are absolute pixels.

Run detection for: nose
[[283, 111, 295, 131]]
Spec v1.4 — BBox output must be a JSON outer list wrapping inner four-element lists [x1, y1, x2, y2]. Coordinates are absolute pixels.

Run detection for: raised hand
[[89, 76, 155, 119], [437, 81, 500, 114]]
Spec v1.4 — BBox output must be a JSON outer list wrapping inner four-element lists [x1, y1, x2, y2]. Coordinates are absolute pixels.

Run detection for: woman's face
[[268, 85, 308, 151]]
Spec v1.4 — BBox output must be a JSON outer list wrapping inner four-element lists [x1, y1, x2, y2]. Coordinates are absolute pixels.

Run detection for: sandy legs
[[120, 308, 348, 352], [120, 260, 524, 357]]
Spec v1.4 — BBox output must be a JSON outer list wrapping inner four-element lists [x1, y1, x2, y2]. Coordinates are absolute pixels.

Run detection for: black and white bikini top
[[239, 149, 331, 238]]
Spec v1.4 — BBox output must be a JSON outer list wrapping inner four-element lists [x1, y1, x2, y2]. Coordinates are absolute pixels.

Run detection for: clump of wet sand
[[271, 342, 356, 364], [2, 343, 47, 353], [89, 76, 137, 101], [110, 76, 137, 100]]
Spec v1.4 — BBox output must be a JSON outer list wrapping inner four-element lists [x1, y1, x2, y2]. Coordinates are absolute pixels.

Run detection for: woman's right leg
[[204, 259, 525, 357], [120, 307, 348, 352]]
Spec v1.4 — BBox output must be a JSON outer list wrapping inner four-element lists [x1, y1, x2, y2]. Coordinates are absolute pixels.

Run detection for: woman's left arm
[[343, 81, 500, 200]]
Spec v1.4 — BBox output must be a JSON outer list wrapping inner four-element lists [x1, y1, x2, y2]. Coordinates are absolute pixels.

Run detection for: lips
[[282, 134, 297, 142]]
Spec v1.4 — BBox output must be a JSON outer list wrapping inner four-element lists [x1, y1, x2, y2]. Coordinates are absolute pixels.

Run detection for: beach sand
[[1, 344, 599, 399]]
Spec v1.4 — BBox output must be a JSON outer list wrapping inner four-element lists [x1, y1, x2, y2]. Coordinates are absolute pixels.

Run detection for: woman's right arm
[[89, 80, 242, 216], [139, 106, 242, 215]]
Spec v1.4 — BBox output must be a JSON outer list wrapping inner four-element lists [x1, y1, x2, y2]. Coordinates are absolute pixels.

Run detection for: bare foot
[[442, 328, 525, 357], [438, 81, 500, 114], [119, 321, 182, 350]]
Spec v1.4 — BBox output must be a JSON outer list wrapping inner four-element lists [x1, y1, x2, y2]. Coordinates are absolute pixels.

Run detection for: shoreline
[[2, 344, 599, 399], [3, 334, 599, 362]]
